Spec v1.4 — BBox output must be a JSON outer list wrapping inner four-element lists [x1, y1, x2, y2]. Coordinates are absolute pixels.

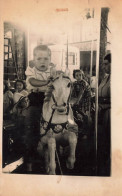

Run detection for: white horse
[[37, 73, 78, 175]]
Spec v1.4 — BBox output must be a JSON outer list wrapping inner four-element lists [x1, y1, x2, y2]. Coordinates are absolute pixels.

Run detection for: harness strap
[[40, 108, 55, 137], [51, 94, 57, 106], [41, 117, 69, 135], [46, 109, 55, 131]]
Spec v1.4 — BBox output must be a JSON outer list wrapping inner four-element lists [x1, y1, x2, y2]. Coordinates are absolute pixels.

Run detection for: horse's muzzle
[[56, 106, 67, 114]]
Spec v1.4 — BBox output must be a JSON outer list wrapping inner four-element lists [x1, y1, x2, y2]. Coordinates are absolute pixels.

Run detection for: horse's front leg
[[47, 137, 56, 175], [66, 132, 77, 169], [44, 147, 50, 174], [37, 136, 49, 173]]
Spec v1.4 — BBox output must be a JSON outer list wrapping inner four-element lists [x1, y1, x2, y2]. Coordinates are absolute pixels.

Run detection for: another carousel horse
[[37, 73, 78, 175]]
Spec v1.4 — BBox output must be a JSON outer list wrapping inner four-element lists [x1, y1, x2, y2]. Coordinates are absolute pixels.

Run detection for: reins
[[46, 108, 55, 131]]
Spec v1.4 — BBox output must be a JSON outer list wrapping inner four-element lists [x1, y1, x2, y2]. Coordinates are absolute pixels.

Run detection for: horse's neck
[[43, 98, 69, 124]]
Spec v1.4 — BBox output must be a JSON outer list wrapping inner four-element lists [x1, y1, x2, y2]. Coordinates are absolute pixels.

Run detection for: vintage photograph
[[2, 7, 111, 177]]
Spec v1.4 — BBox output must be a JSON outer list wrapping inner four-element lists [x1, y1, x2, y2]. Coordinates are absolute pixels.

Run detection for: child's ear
[[29, 60, 35, 68]]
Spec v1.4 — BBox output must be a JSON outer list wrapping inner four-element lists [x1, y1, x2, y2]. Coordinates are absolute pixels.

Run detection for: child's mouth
[[41, 65, 45, 68]]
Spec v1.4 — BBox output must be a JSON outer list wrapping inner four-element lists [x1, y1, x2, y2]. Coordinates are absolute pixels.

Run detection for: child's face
[[20, 97, 29, 108], [34, 49, 51, 72], [75, 71, 82, 81], [16, 82, 24, 92]]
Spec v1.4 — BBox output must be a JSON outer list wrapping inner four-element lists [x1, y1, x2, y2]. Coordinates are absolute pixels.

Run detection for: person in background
[[99, 63, 106, 84], [71, 69, 91, 139], [3, 81, 13, 119], [82, 66, 90, 83], [97, 53, 111, 176], [13, 80, 28, 104], [12, 95, 29, 118]]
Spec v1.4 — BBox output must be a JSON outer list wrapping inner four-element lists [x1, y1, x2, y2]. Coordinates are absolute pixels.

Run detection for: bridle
[[50, 75, 72, 115], [41, 76, 72, 136]]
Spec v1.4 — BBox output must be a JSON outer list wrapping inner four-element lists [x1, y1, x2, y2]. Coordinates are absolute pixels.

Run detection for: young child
[[25, 45, 52, 91], [71, 69, 91, 111], [71, 69, 91, 138], [25, 45, 53, 107], [13, 80, 28, 104], [24, 45, 53, 172], [12, 95, 29, 118]]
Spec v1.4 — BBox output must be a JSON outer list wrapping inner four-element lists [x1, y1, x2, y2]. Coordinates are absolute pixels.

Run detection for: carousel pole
[[90, 33, 93, 86], [65, 9, 70, 77], [95, 7, 101, 175], [66, 9, 69, 70], [89, 10, 94, 116], [66, 34, 68, 69], [89, 41, 93, 115]]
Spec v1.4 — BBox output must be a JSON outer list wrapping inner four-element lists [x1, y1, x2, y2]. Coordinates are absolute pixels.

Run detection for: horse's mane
[[44, 82, 54, 103]]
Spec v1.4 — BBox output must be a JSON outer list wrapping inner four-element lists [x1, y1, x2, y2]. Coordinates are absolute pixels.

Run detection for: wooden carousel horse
[[37, 72, 78, 175]]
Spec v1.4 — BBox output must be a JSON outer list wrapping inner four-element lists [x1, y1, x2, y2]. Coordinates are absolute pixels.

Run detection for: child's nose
[[40, 58, 45, 63]]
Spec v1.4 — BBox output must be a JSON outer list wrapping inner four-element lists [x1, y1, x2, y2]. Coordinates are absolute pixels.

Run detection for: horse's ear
[[59, 73, 63, 80], [64, 68, 70, 77], [50, 66, 57, 78]]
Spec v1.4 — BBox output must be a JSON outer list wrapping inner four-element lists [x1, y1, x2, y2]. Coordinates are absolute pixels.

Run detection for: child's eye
[[37, 58, 42, 60]]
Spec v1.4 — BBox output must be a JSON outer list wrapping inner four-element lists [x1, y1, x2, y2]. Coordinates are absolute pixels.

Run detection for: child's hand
[[47, 76, 54, 83], [70, 98, 77, 106], [77, 113, 83, 121]]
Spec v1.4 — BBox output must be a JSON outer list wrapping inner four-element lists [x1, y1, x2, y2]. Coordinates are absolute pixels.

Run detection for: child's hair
[[14, 80, 26, 90], [33, 45, 51, 57], [73, 69, 84, 79]]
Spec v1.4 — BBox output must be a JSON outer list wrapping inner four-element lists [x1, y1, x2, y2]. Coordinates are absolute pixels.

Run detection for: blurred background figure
[[70, 69, 91, 139], [97, 53, 111, 176], [13, 80, 28, 104], [3, 81, 13, 119]]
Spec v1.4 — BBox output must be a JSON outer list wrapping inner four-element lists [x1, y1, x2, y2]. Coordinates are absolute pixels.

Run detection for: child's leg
[[23, 106, 42, 171], [24, 93, 44, 170], [22, 92, 45, 171]]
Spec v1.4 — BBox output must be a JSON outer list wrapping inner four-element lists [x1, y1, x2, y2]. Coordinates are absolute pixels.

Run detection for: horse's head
[[45, 73, 71, 115]]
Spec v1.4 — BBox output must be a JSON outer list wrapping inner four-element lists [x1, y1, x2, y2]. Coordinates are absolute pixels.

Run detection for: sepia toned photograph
[[1, 0, 122, 195], [2, 6, 112, 177]]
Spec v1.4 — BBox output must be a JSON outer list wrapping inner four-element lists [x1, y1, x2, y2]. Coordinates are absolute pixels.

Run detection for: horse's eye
[[67, 83, 71, 88], [51, 85, 55, 90]]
